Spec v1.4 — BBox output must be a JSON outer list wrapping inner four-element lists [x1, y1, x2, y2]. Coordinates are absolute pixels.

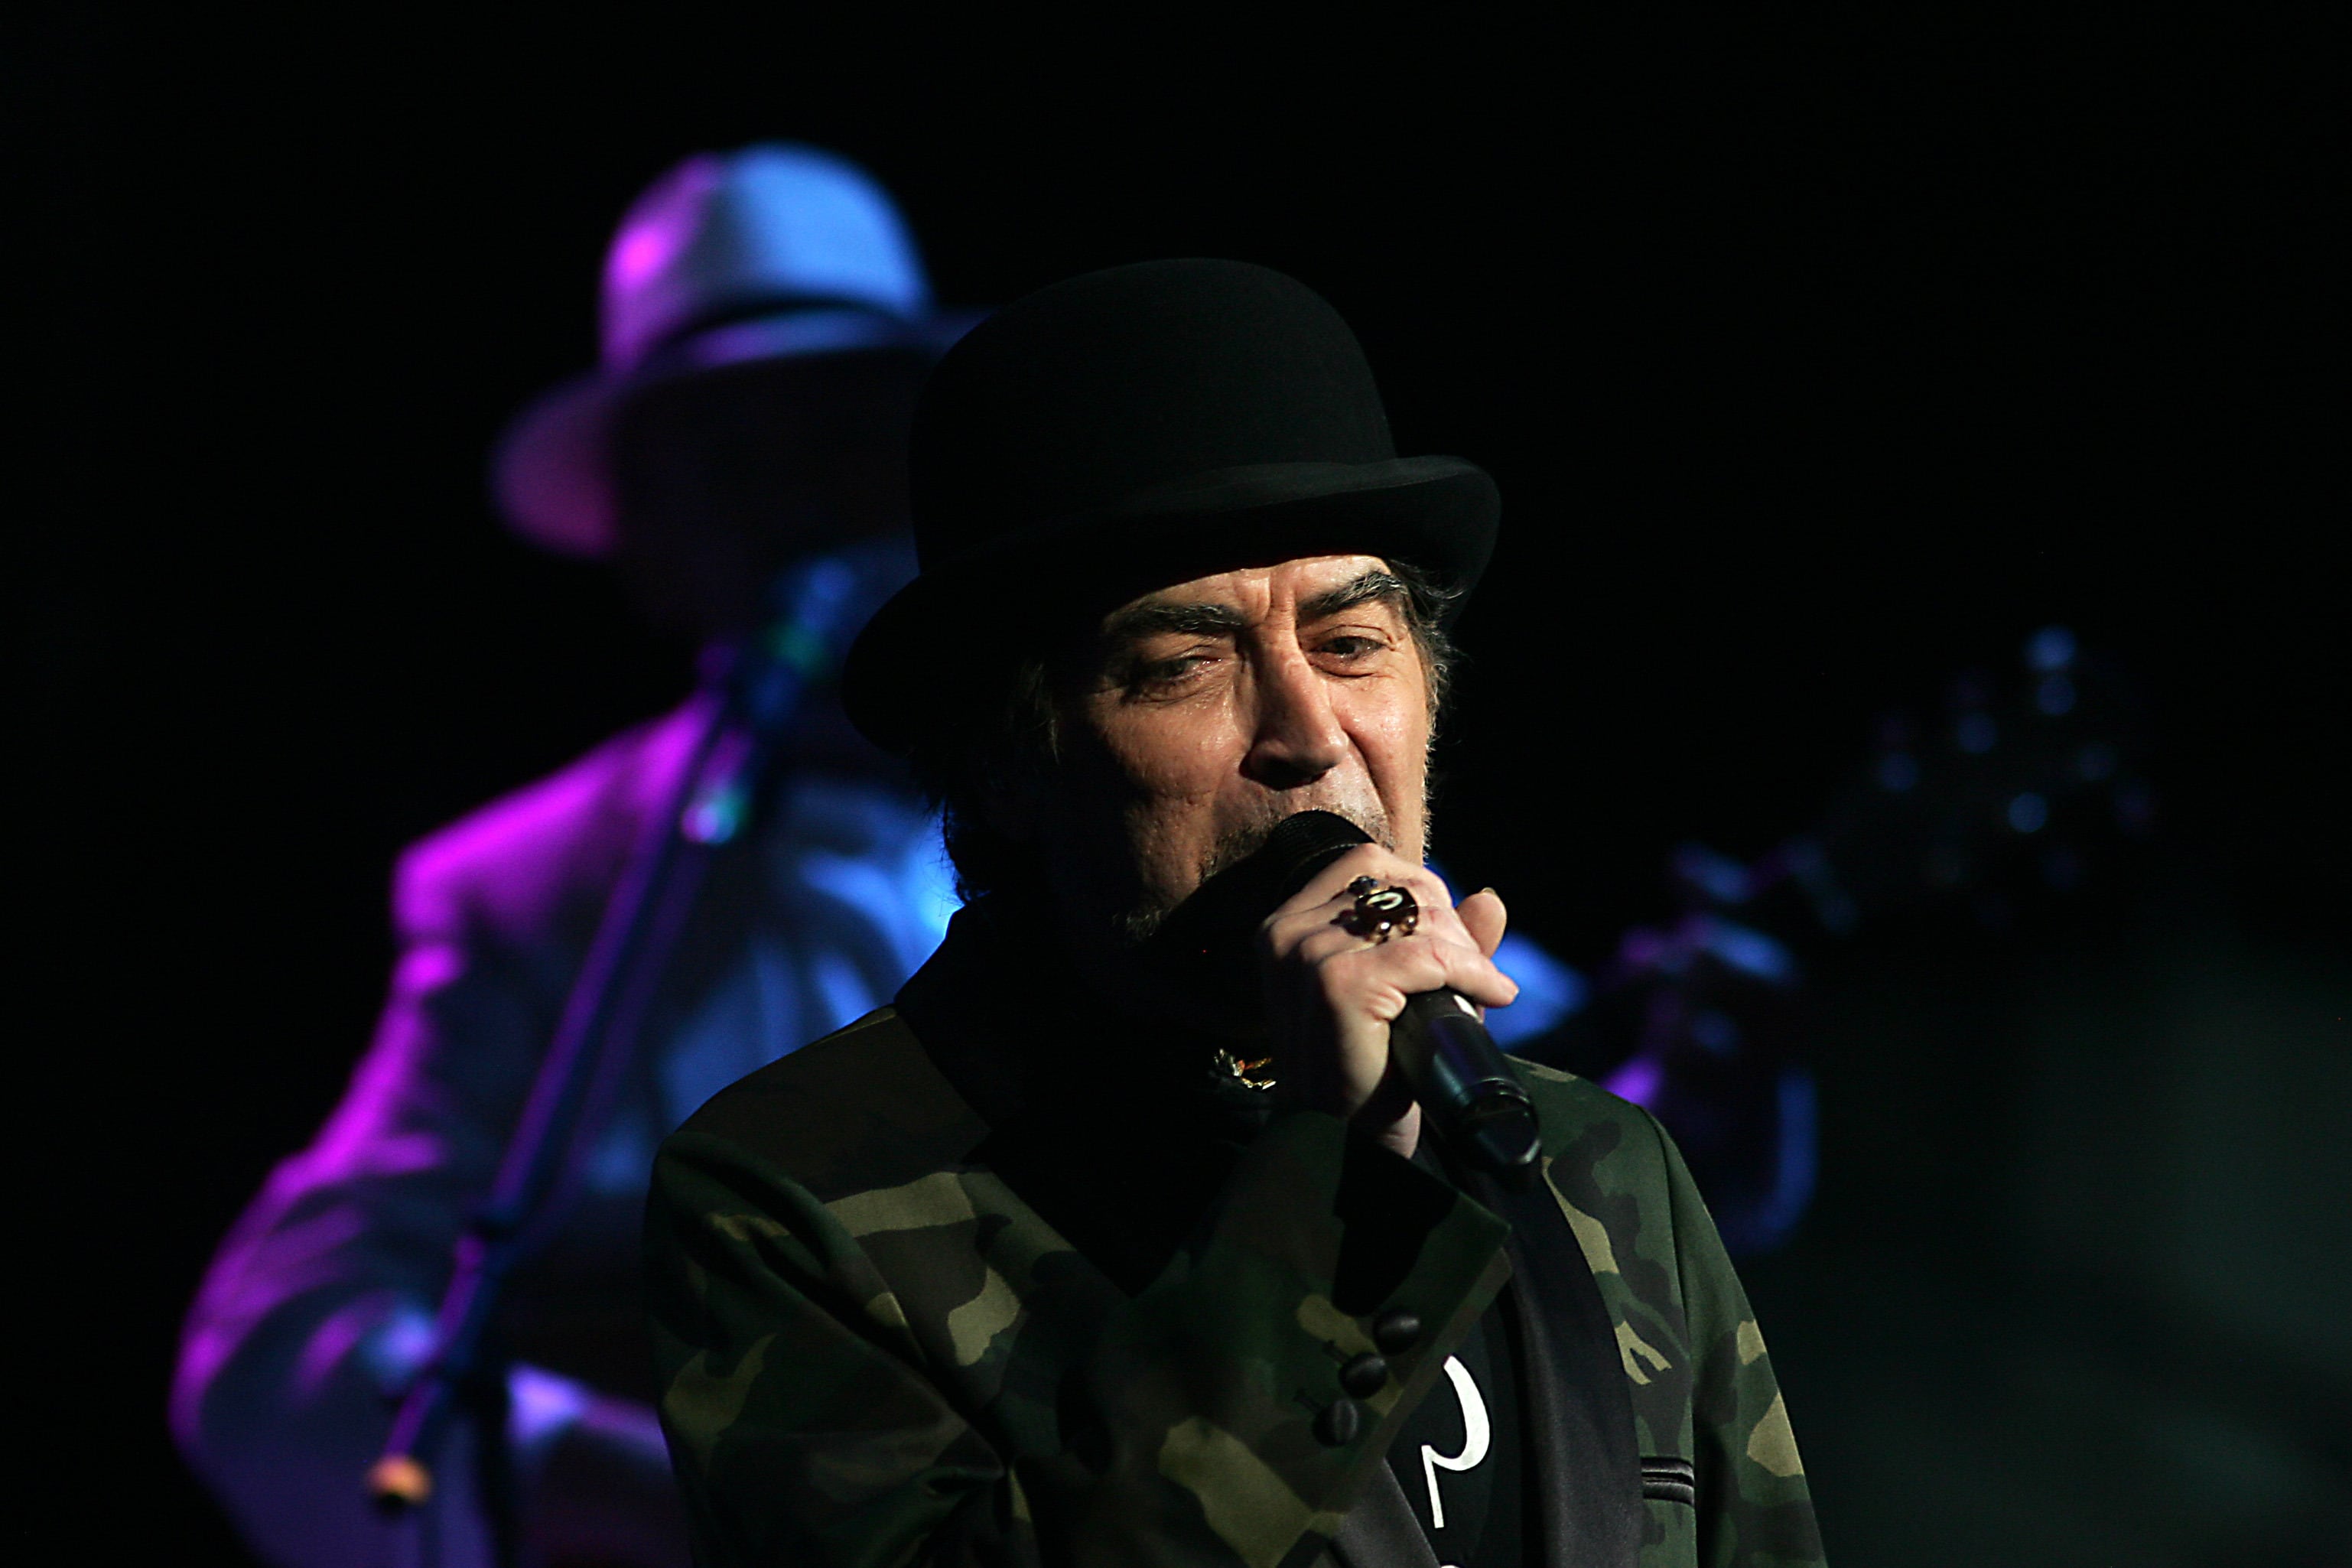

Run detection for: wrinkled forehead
[[1097, 553, 1400, 635]]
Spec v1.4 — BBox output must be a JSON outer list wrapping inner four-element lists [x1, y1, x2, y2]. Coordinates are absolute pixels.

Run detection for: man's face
[[1024, 553, 1436, 960]]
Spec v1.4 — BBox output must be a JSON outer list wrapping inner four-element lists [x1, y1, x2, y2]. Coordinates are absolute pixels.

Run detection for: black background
[[17, 8, 2347, 1563]]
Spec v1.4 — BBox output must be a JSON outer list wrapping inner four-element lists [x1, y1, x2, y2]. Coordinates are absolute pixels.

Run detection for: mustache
[[1114, 792, 1397, 948], [1193, 795, 1394, 888]]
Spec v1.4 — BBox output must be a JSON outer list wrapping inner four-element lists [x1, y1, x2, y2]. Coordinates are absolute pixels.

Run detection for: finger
[[1273, 843, 1443, 922], [1272, 857, 1484, 962], [1265, 873, 1479, 968], [1288, 857, 1465, 945], [1321, 931, 1521, 1011], [1456, 886, 1508, 958], [1263, 848, 1443, 961], [1415, 936, 1519, 1010]]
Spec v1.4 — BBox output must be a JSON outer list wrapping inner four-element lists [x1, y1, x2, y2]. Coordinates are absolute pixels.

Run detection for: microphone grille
[[1263, 811, 1374, 904]]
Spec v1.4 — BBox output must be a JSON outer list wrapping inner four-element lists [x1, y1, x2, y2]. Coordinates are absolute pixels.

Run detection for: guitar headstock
[[1509, 628, 2157, 1257], [1672, 626, 2155, 936]]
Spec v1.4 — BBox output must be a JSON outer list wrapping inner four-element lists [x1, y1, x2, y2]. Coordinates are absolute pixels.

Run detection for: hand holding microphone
[[1251, 812, 1542, 1173]]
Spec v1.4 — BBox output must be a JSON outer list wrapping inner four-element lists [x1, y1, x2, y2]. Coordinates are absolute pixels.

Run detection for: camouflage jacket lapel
[[1469, 1167, 1644, 1567]]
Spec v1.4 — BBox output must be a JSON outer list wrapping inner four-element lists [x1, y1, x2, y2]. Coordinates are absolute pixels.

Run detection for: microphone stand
[[365, 554, 870, 1563]]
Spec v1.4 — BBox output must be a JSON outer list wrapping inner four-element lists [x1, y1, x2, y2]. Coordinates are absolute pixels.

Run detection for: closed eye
[[1121, 646, 1226, 697]]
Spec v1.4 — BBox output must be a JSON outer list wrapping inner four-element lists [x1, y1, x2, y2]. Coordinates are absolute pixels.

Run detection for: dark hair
[[907, 560, 1462, 901]]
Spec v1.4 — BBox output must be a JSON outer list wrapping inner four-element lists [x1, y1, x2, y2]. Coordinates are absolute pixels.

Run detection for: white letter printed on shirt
[[1420, 1355, 1491, 1531]]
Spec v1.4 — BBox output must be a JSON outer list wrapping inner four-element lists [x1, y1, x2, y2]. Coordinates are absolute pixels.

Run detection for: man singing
[[644, 260, 1825, 1566]]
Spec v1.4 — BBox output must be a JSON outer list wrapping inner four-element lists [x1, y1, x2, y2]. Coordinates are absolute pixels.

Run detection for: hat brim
[[841, 456, 1498, 752], [491, 310, 978, 558]]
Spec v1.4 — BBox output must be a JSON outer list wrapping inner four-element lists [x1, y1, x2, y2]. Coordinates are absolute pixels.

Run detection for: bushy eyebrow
[[1102, 569, 1408, 646], [1297, 569, 1410, 626], [1099, 600, 1250, 642], [1095, 571, 1401, 658]]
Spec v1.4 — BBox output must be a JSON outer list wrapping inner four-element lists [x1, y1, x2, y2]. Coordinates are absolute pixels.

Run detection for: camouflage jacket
[[645, 904, 1823, 1567]]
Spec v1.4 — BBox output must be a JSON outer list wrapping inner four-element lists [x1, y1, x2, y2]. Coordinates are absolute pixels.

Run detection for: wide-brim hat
[[841, 259, 1499, 753], [493, 143, 968, 558]]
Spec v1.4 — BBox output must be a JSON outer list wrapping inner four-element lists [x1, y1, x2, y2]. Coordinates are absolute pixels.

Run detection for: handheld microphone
[[1160, 810, 1542, 1173]]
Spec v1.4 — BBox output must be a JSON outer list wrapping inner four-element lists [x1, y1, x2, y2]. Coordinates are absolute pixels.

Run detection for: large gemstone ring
[[1344, 875, 1420, 942]]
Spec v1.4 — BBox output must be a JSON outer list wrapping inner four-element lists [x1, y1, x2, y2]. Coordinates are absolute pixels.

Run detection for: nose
[[1242, 644, 1347, 790]]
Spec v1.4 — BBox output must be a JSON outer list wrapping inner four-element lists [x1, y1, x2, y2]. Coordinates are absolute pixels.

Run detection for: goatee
[[1111, 793, 1400, 949]]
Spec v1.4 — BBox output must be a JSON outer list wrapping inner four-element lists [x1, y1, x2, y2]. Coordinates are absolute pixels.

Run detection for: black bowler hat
[[841, 259, 1500, 751]]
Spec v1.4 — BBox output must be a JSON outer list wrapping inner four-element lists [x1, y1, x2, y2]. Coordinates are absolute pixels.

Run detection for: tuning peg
[[2021, 626, 2080, 716], [1948, 672, 1996, 754], [2025, 625, 2077, 673], [1872, 712, 1922, 790]]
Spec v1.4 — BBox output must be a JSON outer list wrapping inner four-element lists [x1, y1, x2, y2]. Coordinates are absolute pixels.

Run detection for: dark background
[[17, 7, 2346, 1564]]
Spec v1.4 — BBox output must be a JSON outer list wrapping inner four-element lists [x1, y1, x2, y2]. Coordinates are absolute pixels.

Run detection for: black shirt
[[1386, 1285, 1528, 1568]]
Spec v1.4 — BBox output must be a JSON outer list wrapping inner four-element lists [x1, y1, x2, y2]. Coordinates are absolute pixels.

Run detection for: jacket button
[[1372, 1309, 1423, 1355], [1339, 1352, 1390, 1398], [1313, 1397, 1362, 1446]]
